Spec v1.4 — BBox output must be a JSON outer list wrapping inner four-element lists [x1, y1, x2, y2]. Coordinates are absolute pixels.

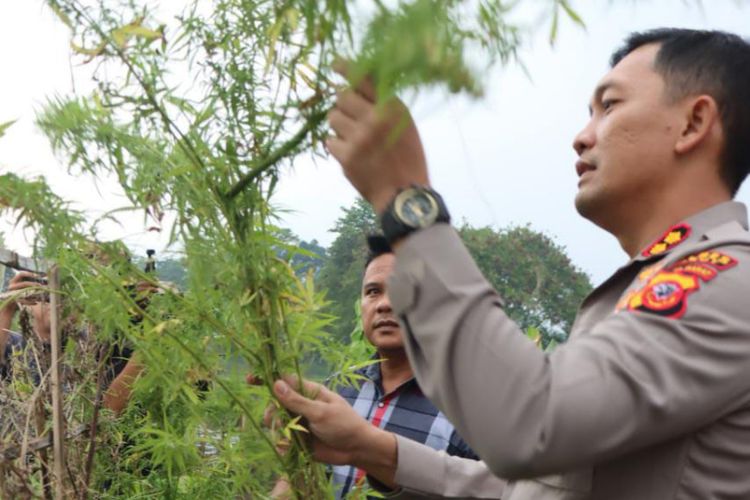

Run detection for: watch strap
[[380, 186, 450, 244]]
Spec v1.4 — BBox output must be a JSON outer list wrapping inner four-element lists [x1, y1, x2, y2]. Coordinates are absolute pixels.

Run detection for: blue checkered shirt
[[331, 360, 478, 499]]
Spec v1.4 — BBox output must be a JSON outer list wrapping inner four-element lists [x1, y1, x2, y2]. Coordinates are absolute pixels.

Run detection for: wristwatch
[[380, 186, 451, 244]]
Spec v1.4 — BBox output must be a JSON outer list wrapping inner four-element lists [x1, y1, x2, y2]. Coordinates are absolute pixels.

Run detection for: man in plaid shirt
[[329, 236, 478, 499]]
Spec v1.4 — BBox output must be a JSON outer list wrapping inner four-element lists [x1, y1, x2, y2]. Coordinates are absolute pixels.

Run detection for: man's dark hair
[[364, 235, 393, 270], [611, 28, 750, 195]]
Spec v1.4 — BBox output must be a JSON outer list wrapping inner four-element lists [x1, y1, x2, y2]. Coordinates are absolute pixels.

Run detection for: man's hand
[[327, 70, 430, 215], [1, 272, 52, 341], [273, 376, 399, 488], [2, 271, 47, 315], [273, 377, 371, 464]]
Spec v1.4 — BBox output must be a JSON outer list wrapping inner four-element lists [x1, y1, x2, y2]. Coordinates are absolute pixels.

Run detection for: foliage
[[459, 224, 592, 344], [0, 0, 585, 497], [275, 229, 328, 280]]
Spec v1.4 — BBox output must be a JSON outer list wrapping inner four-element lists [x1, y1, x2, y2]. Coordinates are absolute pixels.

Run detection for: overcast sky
[[1, 1, 749, 285]]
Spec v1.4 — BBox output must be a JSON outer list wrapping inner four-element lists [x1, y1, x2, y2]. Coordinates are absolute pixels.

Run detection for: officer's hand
[[327, 64, 430, 215], [273, 376, 375, 465]]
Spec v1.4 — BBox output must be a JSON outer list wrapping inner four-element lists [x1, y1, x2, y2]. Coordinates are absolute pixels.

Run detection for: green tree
[[275, 228, 328, 279], [460, 224, 592, 344], [318, 198, 377, 343]]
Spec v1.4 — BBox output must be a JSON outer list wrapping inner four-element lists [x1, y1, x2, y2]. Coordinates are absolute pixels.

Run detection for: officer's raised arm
[[325, 29, 750, 499]]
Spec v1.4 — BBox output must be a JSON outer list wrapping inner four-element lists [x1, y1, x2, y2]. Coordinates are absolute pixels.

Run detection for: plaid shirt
[[331, 360, 478, 499]]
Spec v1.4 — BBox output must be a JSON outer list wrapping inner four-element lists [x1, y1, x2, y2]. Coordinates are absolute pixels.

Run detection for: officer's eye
[[364, 287, 380, 297], [601, 99, 618, 112]]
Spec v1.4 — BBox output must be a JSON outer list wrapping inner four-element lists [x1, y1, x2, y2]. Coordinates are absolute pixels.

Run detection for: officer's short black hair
[[611, 28, 750, 195], [364, 235, 393, 271]]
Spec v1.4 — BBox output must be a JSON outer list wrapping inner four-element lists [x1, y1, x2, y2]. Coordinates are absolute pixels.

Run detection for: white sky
[[1, 1, 749, 284]]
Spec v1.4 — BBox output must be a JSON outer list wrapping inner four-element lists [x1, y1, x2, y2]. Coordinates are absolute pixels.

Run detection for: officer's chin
[[574, 187, 603, 222]]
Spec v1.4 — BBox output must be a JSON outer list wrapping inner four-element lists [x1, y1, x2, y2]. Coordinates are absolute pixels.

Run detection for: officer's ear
[[674, 94, 722, 157]]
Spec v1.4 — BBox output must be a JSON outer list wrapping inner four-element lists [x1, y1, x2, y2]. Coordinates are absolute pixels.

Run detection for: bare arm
[[103, 354, 144, 415]]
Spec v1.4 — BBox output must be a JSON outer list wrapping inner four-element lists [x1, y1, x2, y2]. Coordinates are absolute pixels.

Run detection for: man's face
[[573, 44, 684, 229], [361, 253, 403, 352]]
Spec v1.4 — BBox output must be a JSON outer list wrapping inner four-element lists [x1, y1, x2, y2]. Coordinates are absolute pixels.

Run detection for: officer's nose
[[573, 119, 596, 157]]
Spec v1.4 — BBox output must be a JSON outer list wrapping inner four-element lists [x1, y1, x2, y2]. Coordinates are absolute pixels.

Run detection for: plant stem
[[224, 108, 327, 200]]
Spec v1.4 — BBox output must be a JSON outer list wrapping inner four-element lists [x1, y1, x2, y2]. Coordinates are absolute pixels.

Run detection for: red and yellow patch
[[617, 250, 737, 319], [641, 223, 692, 257]]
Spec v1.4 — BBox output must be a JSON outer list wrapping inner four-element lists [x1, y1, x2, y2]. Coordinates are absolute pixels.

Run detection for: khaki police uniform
[[384, 201, 750, 499]]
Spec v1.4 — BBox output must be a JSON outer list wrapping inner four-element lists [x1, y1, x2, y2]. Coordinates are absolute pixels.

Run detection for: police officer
[[273, 28, 750, 499]]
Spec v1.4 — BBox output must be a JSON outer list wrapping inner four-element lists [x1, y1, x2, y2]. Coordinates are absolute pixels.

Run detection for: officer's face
[[572, 43, 685, 231], [361, 253, 404, 352]]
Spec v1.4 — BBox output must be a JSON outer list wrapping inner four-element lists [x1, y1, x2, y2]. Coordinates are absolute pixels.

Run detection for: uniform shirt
[[386, 201, 750, 499], [332, 358, 478, 499]]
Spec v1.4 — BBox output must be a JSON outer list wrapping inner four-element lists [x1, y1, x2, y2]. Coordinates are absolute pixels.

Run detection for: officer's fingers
[[325, 136, 354, 167], [331, 59, 377, 104], [331, 57, 350, 78], [328, 108, 358, 140], [354, 76, 377, 103], [334, 88, 372, 120]]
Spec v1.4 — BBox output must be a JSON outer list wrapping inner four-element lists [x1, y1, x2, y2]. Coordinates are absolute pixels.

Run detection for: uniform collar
[[634, 201, 748, 262], [580, 202, 748, 315]]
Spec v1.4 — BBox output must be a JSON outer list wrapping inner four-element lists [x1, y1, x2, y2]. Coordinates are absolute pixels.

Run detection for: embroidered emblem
[[641, 223, 692, 257], [637, 263, 665, 282], [617, 250, 737, 319]]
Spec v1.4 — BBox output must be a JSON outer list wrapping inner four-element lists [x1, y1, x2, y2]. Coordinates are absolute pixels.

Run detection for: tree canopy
[[459, 224, 592, 344]]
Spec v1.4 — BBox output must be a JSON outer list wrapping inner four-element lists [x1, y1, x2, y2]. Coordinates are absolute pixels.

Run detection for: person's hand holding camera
[[2, 271, 47, 315], [1, 272, 51, 341]]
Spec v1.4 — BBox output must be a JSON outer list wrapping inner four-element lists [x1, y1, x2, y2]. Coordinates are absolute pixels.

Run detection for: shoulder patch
[[641, 223, 692, 257], [617, 250, 738, 319]]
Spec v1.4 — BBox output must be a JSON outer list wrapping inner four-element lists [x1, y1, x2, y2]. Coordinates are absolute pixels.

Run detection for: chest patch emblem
[[617, 250, 738, 319], [641, 223, 692, 257]]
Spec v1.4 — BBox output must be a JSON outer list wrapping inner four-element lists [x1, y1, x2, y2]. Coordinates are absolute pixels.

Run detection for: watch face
[[394, 188, 439, 228]]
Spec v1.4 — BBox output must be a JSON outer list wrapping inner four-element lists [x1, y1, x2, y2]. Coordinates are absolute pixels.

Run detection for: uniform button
[[377, 402, 385, 408]]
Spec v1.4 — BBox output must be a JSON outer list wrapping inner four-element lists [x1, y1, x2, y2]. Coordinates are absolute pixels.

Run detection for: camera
[[24, 275, 48, 286]]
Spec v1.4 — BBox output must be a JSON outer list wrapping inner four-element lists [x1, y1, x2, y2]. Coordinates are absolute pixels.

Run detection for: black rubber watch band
[[380, 186, 450, 244]]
